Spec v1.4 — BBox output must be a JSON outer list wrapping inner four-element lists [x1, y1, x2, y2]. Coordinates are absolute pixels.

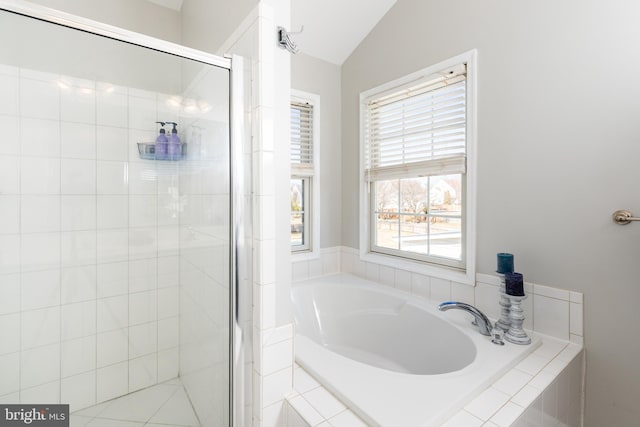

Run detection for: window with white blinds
[[359, 51, 477, 283], [291, 101, 314, 177], [290, 95, 318, 254], [364, 63, 467, 181]]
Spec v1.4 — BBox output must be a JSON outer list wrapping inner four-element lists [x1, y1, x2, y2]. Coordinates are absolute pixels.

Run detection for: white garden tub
[[292, 274, 539, 427]]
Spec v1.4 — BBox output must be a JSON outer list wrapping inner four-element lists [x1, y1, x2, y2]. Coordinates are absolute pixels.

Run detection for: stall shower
[[0, 3, 241, 426]]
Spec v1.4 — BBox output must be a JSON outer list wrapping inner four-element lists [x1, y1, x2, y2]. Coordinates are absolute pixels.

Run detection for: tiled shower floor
[[70, 379, 200, 427]]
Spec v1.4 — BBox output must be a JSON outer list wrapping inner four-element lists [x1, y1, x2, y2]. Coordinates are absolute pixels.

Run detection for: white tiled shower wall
[[0, 65, 184, 410], [220, 2, 296, 426]]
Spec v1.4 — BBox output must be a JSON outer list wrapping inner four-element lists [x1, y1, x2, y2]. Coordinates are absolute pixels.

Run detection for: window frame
[[291, 89, 321, 259], [359, 50, 477, 285]]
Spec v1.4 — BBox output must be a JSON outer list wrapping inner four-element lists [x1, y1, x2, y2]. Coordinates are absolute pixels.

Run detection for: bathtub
[[292, 274, 540, 427]]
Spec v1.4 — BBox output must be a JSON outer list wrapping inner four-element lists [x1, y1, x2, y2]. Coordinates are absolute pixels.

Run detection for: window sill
[[359, 250, 475, 286], [292, 249, 320, 262]]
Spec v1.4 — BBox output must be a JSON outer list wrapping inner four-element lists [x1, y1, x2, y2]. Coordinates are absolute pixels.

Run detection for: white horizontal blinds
[[365, 64, 467, 181], [291, 101, 314, 176]]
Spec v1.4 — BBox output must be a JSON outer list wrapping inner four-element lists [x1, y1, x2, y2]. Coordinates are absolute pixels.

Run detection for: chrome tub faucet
[[438, 301, 493, 336]]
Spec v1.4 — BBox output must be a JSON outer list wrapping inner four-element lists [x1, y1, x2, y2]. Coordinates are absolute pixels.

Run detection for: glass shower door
[[0, 6, 231, 426]]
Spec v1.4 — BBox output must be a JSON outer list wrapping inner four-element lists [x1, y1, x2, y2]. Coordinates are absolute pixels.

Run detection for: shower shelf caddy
[[137, 142, 188, 160]]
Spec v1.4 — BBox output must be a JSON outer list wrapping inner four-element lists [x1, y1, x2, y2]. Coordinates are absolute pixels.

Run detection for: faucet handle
[[490, 327, 505, 346]]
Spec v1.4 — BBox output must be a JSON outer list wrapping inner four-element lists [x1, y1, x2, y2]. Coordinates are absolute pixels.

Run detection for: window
[[360, 51, 476, 283], [290, 91, 320, 255]]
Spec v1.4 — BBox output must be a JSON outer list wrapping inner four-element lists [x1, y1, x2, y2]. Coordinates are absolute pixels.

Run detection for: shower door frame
[[0, 1, 243, 425]]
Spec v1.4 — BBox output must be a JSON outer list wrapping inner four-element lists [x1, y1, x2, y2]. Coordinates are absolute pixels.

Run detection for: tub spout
[[438, 301, 493, 336]]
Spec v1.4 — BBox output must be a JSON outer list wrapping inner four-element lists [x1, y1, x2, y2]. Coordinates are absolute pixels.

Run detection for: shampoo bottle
[[155, 121, 168, 160], [167, 122, 181, 160]]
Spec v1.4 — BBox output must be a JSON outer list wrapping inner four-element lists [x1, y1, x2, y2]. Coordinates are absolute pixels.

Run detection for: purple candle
[[497, 253, 514, 274], [505, 272, 525, 296]]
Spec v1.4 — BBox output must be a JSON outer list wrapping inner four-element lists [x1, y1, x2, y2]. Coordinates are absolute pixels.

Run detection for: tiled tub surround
[[287, 340, 583, 427], [292, 275, 542, 426], [289, 247, 584, 426], [293, 247, 584, 345], [0, 64, 225, 413]]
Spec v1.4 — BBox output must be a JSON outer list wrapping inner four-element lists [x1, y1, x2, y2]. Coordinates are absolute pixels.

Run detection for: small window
[[360, 51, 476, 282], [290, 92, 319, 255]]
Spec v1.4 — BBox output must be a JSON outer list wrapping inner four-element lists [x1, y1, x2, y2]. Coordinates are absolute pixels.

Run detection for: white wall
[[341, 1, 640, 426], [181, 0, 258, 54], [291, 53, 342, 249], [26, 0, 181, 43]]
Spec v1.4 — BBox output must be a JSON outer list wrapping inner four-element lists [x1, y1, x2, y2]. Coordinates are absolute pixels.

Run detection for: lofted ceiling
[[147, 0, 183, 11], [144, 0, 396, 65], [291, 0, 396, 65]]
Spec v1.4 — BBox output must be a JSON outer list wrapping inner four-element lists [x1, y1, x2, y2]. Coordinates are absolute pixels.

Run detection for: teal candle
[[497, 253, 514, 274]]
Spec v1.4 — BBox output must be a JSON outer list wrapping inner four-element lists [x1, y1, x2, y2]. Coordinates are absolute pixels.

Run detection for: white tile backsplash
[[0, 115, 19, 156], [431, 277, 452, 301], [411, 272, 430, 299], [129, 291, 157, 326], [61, 195, 97, 231], [157, 287, 179, 319], [61, 371, 97, 411], [21, 343, 60, 389], [0, 314, 20, 355], [62, 301, 96, 340], [570, 302, 583, 336], [21, 306, 60, 349], [97, 91, 128, 127], [97, 361, 128, 402], [61, 159, 96, 194], [21, 118, 60, 158], [97, 161, 128, 195], [0, 274, 20, 315], [97, 125, 128, 161], [0, 195, 20, 234], [158, 317, 179, 350], [97, 229, 129, 263], [533, 294, 570, 340], [20, 77, 59, 120], [128, 162, 157, 195], [20, 157, 60, 195], [394, 268, 411, 292], [0, 235, 20, 275], [20, 381, 60, 405], [61, 230, 97, 267], [21, 195, 60, 233], [0, 352, 20, 395], [129, 322, 158, 358], [128, 353, 157, 392], [157, 347, 179, 382], [0, 155, 20, 194], [21, 269, 60, 310], [97, 295, 128, 333], [61, 335, 97, 377], [97, 261, 128, 298], [61, 122, 97, 160], [61, 86, 96, 125], [97, 328, 129, 368], [378, 265, 395, 287], [0, 74, 18, 116]]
